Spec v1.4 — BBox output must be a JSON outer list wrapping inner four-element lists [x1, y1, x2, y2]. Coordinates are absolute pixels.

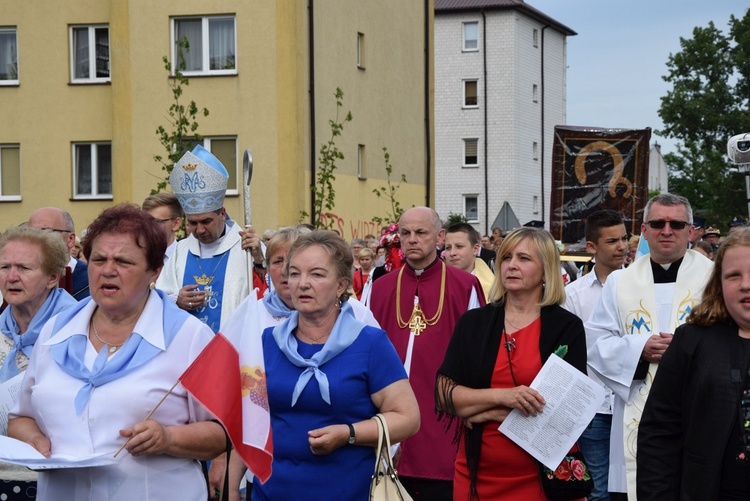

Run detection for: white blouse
[[10, 292, 215, 501]]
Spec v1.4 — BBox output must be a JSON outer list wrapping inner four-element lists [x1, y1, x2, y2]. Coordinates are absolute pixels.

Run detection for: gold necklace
[[396, 261, 447, 335], [90, 315, 125, 354], [297, 329, 330, 344], [192, 250, 231, 286]]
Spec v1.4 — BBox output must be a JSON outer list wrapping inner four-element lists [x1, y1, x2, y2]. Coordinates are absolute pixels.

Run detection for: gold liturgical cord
[[395, 261, 447, 336]]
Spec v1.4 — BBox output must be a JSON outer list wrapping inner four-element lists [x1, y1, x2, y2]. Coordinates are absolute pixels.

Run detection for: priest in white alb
[[585, 193, 713, 499]]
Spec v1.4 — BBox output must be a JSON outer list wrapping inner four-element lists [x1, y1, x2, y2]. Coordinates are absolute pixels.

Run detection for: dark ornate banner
[[550, 126, 651, 244]]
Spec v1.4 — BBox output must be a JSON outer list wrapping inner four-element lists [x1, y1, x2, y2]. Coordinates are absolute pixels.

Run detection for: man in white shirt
[[563, 210, 628, 501], [142, 192, 183, 262]]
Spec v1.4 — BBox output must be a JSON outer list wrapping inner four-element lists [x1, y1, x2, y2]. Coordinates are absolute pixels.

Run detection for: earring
[[149, 282, 156, 290], [542, 281, 546, 289]]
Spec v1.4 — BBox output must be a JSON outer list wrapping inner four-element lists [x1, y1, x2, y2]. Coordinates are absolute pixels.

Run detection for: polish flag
[[179, 329, 273, 482]]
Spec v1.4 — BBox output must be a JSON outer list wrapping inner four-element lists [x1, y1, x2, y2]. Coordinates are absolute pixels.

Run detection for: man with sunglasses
[[28, 207, 90, 301], [585, 193, 713, 500]]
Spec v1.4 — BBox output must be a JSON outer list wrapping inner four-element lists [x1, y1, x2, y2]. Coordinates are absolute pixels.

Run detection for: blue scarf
[[262, 290, 292, 319], [0, 288, 76, 382], [272, 301, 363, 406], [48, 290, 188, 414]]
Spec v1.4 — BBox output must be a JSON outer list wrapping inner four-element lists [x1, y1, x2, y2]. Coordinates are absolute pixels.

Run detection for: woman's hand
[[500, 385, 545, 416], [464, 407, 511, 429], [28, 434, 52, 458], [120, 419, 172, 457], [8, 417, 51, 458], [307, 424, 348, 455]]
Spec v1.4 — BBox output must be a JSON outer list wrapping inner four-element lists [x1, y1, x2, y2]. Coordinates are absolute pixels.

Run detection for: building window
[[205, 137, 238, 195], [70, 25, 110, 83], [533, 28, 539, 48], [463, 22, 478, 51], [357, 32, 365, 69], [172, 16, 236, 75], [463, 138, 478, 167], [463, 79, 478, 107], [358, 144, 366, 179], [533, 84, 538, 103], [533, 141, 539, 160], [0, 144, 20, 199], [464, 195, 479, 222], [73, 142, 112, 198], [177, 136, 238, 194], [0, 28, 18, 85]]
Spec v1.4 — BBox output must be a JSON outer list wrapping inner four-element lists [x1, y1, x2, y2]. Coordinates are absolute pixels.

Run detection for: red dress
[[454, 318, 580, 500]]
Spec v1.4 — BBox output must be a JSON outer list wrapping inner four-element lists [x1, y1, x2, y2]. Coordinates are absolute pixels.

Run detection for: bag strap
[[372, 414, 395, 473]]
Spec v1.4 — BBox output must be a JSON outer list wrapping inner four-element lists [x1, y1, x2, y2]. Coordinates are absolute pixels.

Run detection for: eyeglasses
[[645, 220, 690, 230], [40, 227, 73, 234], [154, 218, 176, 223]]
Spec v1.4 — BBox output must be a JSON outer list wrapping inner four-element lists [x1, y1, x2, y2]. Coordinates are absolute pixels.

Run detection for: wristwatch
[[347, 423, 356, 445]]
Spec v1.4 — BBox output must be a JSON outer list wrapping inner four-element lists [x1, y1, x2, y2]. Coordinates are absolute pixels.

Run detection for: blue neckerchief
[[183, 251, 230, 333], [262, 291, 292, 319], [0, 288, 77, 382], [48, 290, 188, 414], [272, 302, 363, 406]]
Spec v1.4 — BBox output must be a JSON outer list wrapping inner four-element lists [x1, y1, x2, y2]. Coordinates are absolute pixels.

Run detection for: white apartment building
[[434, 0, 575, 234]]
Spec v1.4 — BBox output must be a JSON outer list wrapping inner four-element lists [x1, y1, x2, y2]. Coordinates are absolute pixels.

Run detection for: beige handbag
[[369, 414, 413, 501]]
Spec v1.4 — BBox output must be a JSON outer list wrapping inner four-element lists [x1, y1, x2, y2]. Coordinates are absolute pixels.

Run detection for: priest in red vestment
[[370, 207, 485, 501]]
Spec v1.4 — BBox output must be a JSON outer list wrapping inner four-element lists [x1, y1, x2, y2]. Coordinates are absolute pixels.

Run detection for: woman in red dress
[[436, 228, 587, 500]]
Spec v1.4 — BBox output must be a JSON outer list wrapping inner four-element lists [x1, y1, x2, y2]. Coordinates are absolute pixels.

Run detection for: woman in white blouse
[[8, 204, 226, 501]]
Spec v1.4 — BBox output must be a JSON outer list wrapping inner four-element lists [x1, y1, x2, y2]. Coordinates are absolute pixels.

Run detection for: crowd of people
[[2, 145, 750, 500]]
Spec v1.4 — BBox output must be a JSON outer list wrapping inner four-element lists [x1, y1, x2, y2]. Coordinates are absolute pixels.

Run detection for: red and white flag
[[179, 304, 273, 483]]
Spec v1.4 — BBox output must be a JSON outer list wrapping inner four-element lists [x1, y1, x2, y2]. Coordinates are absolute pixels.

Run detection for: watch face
[[348, 436, 356, 444]]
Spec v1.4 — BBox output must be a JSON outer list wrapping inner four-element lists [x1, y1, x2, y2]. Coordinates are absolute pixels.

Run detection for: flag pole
[[114, 378, 181, 458]]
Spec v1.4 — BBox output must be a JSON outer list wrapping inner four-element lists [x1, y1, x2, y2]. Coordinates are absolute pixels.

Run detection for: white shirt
[[563, 267, 614, 414], [11, 292, 215, 501]]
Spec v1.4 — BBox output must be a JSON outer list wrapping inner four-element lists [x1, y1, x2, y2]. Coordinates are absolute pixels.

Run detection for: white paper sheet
[[498, 354, 605, 471], [0, 372, 24, 436], [0, 436, 119, 469]]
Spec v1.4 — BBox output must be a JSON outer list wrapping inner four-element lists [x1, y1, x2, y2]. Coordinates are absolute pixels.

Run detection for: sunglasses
[[645, 220, 690, 230]]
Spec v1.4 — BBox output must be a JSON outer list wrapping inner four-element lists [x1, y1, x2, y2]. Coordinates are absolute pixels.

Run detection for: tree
[[152, 37, 210, 195], [301, 88, 352, 228], [660, 9, 750, 228], [371, 147, 409, 225]]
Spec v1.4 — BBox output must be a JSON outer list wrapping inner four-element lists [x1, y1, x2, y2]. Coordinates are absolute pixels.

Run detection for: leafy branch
[[300, 87, 352, 228], [152, 36, 210, 195], [372, 147, 408, 225]]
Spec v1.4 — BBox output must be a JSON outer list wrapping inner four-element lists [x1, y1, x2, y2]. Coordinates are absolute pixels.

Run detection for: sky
[[526, 0, 748, 156]]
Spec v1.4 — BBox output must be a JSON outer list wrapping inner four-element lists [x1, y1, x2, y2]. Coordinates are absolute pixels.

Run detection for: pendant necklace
[[91, 315, 125, 354], [297, 329, 331, 344]]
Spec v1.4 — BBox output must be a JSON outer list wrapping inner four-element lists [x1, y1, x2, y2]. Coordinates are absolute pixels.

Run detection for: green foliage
[[371, 147, 408, 225], [152, 37, 210, 195], [300, 88, 352, 228], [659, 10, 750, 224], [446, 213, 469, 225]]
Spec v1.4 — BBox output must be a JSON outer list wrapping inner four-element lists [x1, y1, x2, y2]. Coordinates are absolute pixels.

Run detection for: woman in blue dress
[[252, 230, 420, 500]]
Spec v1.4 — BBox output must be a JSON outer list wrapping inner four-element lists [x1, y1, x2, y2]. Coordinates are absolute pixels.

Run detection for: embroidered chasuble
[[183, 251, 230, 333], [370, 259, 484, 481], [586, 249, 712, 498]]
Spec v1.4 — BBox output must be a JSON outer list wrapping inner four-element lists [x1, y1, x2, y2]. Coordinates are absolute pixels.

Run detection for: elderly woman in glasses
[[8, 204, 226, 501], [638, 228, 750, 500]]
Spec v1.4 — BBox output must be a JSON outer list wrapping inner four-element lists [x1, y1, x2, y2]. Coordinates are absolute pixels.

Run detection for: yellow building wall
[[0, 0, 433, 240]]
